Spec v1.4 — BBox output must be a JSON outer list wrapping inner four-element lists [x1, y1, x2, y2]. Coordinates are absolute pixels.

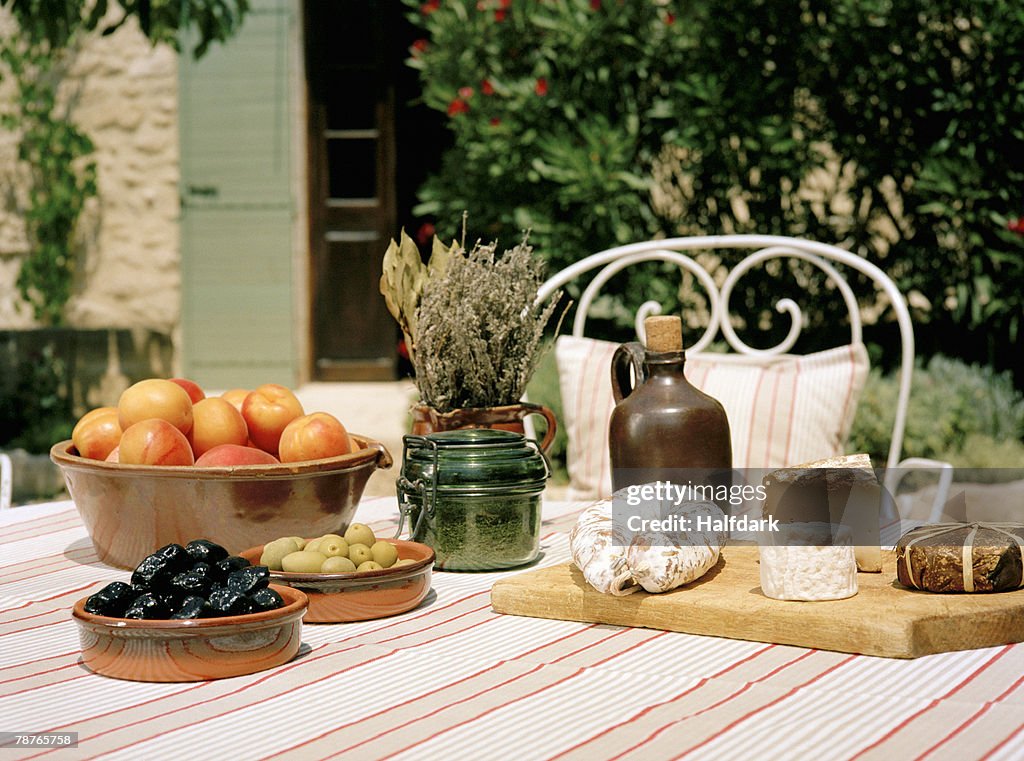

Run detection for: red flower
[[499, 0, 511, 6], [590, 0, 600, 8], [489, 117, 502, 126], [421, 0, 440, 14], [495, 8, 507, 20], [458, 86, 475, 99], [481, 78, 495, 95], [411, 38, 429, 55], [664, 12, 676, 24], [447, 98, 470, 116], [415, 222, 436, 246], [1009, 217, 1024, 235], [535, 77, 548, 96]]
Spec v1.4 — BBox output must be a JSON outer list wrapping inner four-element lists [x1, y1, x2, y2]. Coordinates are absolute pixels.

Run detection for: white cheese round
[[759, 523, 858, 601]]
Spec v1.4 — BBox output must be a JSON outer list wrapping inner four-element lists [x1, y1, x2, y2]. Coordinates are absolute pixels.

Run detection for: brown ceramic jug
[[609, 316, 732, 492]]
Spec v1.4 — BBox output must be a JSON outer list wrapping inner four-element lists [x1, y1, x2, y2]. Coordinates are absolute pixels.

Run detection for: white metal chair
[[1, 452, 13, 510], [536, 234, 953, 522]]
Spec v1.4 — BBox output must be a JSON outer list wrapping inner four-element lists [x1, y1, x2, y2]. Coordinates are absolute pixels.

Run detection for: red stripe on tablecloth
[[980, 722, 1024, 760], [550, 642, 777, 760], [262, 622, 606, 757], [39, 601, 502, 757], [671, 653, 858, 759], [260, 623, 607, 761], [608, 648, 820, 761], [846, 644, 1012, 761], [917, 668, 1024, 760], [70, 606, 515, 761], [0, 660, 80, 686], [377, 666, 585, 761], [372, 627, 662, 761], [1, 582, 97, 618], [0, 512, 81, 542], [0, 548, 100, 583], [2, 671, 92, 700]]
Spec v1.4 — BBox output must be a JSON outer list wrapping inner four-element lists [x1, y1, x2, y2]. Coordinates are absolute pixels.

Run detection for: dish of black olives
[[84, 539, 285, 620]]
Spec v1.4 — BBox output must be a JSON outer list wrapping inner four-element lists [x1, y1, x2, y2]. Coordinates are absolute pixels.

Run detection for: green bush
[[849, 355, 1024, 467], [405, 0, 1024, 369], [0, 343, 75, 454]]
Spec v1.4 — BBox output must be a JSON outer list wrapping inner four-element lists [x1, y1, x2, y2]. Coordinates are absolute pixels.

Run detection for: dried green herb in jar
[[398, 430, 549, 572]]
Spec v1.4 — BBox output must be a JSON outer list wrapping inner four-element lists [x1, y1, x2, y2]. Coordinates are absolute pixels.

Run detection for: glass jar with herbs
[[397, 429, 550, 571]]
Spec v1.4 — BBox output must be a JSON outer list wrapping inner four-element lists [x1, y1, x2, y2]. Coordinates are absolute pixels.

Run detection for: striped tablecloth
[[2, 496, 1022, 761]]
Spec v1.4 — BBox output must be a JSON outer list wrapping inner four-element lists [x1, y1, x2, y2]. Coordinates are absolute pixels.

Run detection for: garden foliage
[[406, 0, 1024, 372]]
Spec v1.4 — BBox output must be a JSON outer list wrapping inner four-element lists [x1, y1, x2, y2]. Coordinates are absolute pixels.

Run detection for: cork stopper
[[644, 315, 683, 352]]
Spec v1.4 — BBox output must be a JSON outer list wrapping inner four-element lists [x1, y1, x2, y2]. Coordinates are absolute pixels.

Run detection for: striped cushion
[[555, 335, 870, 500]]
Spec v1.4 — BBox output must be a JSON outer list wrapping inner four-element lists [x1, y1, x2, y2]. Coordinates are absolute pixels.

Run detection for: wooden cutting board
[[490, 546, 1024, 658]]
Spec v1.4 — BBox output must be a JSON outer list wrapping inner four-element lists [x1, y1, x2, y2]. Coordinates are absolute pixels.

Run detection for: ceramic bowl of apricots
[[51, 379, 393, 570]]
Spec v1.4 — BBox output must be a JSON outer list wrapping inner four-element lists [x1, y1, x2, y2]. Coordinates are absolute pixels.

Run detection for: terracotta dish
[[239, 539, 434, 623], [72, 584, 308, 682], [51, 436, 393, 570]]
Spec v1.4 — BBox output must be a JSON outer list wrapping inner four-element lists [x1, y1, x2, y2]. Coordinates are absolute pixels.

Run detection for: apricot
[[195, 444, 280, 467], [278, 412, 352, 463], [105, 445, 120, 463], [72, 407, 123, 461], [220, 388, 250, 413], [169, 377, 206, 404], [241, 384, 304, 455], [118, 419, 195, 466], [118, 379, 194, 435], [187, 397, 249, 457]]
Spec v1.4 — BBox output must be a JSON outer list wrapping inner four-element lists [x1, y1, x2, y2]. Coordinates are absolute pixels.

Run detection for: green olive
[[348, 543, 373, 566], [288, 536, 307, 550], [281, 550, 328, 573], [319, 535, 349, 558], [344, 523, 376, 548], [304, 537, 323, 554], [356, 560, 384, 572], [321, 556, 357, 573], [370, 540, 399, 568], [392, 558, 417, 567], [260, 537, 300, 570]]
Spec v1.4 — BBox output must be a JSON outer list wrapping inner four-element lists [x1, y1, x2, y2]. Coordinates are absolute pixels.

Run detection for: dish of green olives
[[259, 523, 417, 575]]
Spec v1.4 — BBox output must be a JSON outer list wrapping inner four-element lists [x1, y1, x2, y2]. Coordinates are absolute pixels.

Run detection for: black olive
[[167, 569, 215, 603], [249, 587, 284, 612], [184, 539, 229, 566], [123, 592, 171, 620], [170, 596, 213, 619], [226, 565, 270, 595], [83, 581, 135, 617], [211, 555, 251, 583], [131, 544, 191, 591], [207, 587, 254, 616]]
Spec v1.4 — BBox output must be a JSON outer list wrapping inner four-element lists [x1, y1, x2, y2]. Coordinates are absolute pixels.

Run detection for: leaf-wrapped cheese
[[569, 498, 726, 596], [895, 522, 1024, 593]]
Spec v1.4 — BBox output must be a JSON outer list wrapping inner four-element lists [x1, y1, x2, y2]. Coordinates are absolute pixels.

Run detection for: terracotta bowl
[[71, 584, 308, 682], [51, 436, 393, 570], [239, 539, 434, 623]]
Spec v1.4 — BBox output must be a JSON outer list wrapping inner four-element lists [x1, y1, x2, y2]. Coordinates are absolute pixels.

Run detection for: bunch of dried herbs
[[407, 236, 561, 412]]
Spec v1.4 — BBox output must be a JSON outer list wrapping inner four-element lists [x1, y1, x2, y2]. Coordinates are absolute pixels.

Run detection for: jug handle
[[611, 342, 647, 404]]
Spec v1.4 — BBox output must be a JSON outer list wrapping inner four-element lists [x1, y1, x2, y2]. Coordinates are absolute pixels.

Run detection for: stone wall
[[0, 11, 180, 340]]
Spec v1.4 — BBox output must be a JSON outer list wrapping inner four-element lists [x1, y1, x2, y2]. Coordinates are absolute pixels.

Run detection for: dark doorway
[[304, 1, 447, 380]]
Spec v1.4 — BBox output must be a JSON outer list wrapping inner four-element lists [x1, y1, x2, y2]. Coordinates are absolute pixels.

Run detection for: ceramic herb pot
[[409, 402, 557, 454]]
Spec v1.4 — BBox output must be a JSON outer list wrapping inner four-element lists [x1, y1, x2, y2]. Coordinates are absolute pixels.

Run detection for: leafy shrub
[[849, 355, 1024, 466], [0, 343, 75, 454], [405, 0, 1024, 373]]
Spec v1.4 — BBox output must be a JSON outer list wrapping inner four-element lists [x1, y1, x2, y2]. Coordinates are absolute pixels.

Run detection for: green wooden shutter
[[178, 0, 298, 388]]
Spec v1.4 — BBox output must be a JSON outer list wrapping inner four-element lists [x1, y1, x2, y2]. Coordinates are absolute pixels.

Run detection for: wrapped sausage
[[569, 498, 726, 596], [895, 522, 1024, 593]]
